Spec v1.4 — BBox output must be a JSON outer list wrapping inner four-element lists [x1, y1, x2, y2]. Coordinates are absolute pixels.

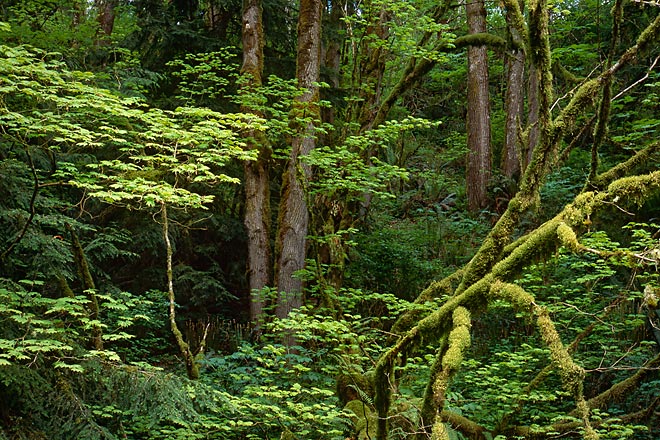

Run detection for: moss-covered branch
[[439, 410, 488, 439], [390, 270, 464, 336], [588, 141, 660, 190], [67, 223, 103, 351], [573, 352, 660, 415], [162, 203, 200, 380]]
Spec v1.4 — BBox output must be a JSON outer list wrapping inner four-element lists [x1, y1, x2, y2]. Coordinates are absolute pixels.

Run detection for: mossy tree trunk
[[274, 0, 323, 322]]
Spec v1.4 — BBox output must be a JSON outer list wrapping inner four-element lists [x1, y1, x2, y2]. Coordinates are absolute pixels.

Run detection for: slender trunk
[[466, 0, 491, 212], [241, 0, 271, 325], [274, 0, 323, 322], [526, 64, 540, 167], [67, 224, 103, 351], [162, 203, 199, 380], [502, 5, 525, 179]]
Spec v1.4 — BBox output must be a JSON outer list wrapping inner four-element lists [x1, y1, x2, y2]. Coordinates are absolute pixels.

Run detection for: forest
[[1, 0, 659, 438]]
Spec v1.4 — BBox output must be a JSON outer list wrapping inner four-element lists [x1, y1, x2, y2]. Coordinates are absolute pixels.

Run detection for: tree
[[372, 1, 660, 437], [465, 0, 491, 212], [273, 0, 323, 321], [240, 0, 271, 325], [501, 0, 525, 179]]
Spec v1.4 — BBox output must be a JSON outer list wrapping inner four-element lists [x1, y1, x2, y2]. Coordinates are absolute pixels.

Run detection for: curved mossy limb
[[420, 308, 471, 437], [589, 141, 660, 190], [374, 170, 660, 438], [453, 33, 507, 49], [390, 270, 464, 336]]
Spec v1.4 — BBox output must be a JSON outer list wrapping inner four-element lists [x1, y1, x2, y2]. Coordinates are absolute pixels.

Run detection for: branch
[[1, 147, 39, 261]]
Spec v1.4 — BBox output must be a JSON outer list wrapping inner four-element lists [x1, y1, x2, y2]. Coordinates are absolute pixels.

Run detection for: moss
[[337, 371, 374, 405], [556, 222, 581, 253], [490, 281, 535, 311], [552, 60, 582, 83], [555, 78, 601, 131], [430, 421, 450, 440], [590, 141, 660, 190], [454, 33, 507, 49], [391, 270, 463, 336], [443, 307, 471, 371], [537, 310, 585, 396], [607, 171, 660, 206], [634, 14, 660, 56], [344, 400, 378, 439]]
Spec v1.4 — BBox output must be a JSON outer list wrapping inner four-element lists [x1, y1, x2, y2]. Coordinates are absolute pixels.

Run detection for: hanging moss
[[430, 421, 450, 440], [453, 33, 507, 49], [556, 222, 581, 253]]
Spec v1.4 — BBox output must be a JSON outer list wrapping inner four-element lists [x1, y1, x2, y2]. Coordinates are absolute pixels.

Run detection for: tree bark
[[274, 0, 323, 320], [526, 63, 540, 166], [502, 4, 525, 179], [241, 0, 271, 325], [466, 0, 491, 212], [95, 0, 116, 39]]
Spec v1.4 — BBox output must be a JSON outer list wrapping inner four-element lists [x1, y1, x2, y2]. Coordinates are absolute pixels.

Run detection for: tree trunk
[[274, 0, 323, 321], [526, 64, 540, 167], [67, 224, 103, 351], [162, 203, 200, 380], [502, 5, 525, 179], [241, 0, 271, 325], [95, 0, 116, 39], [466, 0, 491, 212]]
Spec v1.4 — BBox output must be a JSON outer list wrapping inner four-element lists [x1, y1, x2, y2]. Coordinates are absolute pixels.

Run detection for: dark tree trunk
[[274, 0, 323, 320], [95, 0, 116, 38], [241, 0, 271, 325], [466, 0, 491, 212]]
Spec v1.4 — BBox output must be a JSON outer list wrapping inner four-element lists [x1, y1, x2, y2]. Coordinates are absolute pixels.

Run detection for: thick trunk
[[95, 0, 116, 38], [466, 0, 491, 212], [274, 0, 323, 320], [241, 0, 271, 324]]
